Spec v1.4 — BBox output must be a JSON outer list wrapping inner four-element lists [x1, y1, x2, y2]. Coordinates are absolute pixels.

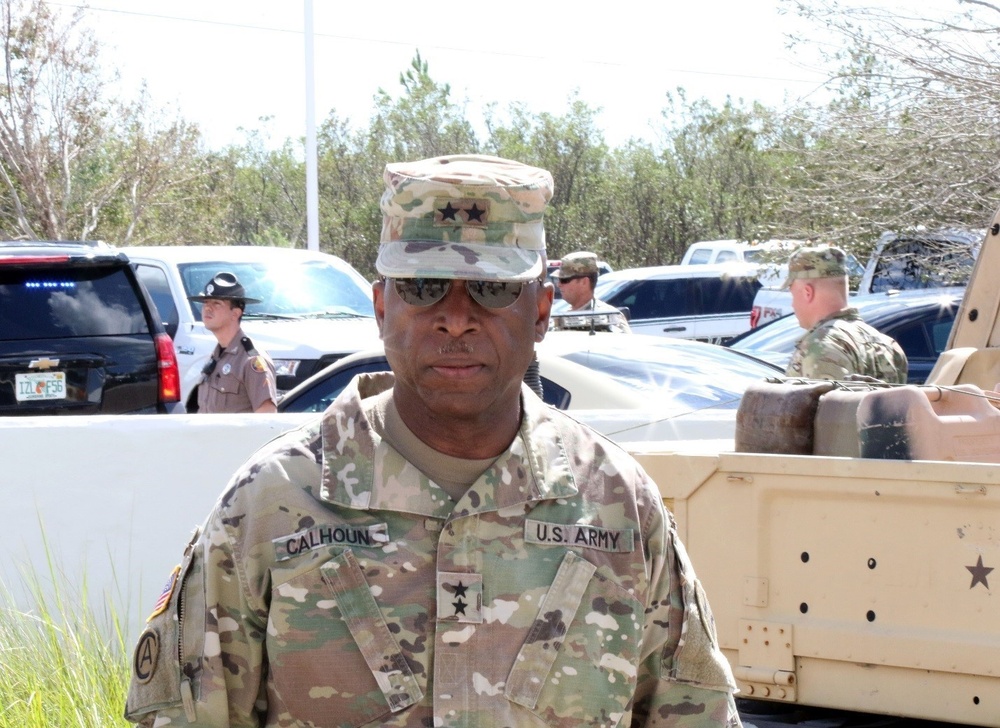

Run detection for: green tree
[[602, 142, 681, 267], [220, 124, 305, 247], [368, 51, 479, 162], [774, 0, 1000, 250], [314, 52, 480, 277], [316, 111, 383, 276], [659, 92, 783, 247], [0, 0, 213, 244], [0, 0, 112, 238], [486, 94, 611, 263]]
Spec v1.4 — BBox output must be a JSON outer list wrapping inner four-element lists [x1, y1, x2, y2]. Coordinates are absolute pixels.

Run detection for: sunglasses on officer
[[388, 277, 535, 309]]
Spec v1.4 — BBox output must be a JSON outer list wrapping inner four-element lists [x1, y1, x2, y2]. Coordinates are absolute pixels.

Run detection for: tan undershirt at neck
[[365, 389, 498, 502]]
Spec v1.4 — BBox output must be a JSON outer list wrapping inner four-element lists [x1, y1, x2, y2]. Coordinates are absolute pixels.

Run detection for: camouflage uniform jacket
[[126, 373, 739, 728], [786, 308, 908, 383]]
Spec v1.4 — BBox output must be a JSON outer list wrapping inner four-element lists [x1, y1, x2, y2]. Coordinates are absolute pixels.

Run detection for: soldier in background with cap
[[125, 155, 740, 727], [784, 244, 908, 383], [188, 271, 278, 413], [552, 250, 630, 333]]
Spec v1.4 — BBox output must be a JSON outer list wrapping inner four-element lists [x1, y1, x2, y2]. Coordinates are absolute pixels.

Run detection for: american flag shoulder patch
[[147, 564, 181, 622]]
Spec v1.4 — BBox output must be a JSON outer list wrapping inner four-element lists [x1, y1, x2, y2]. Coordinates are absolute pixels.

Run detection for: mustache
[[437, 341, 474, 355]]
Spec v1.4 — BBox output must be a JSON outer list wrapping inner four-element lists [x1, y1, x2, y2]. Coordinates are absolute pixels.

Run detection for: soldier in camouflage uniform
[[551, 251, 631, 333], [784, 245, 908, 383], [125, 154, 741, 727]]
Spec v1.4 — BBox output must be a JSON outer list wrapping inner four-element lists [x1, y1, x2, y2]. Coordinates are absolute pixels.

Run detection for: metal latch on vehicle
[[735, 619, 797, 701]]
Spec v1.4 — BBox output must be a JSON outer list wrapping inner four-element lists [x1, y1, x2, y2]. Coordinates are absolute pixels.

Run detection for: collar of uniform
[[220, 327, 247, 354], [811, 306, 862, 331], [319, 373, 579, 516]]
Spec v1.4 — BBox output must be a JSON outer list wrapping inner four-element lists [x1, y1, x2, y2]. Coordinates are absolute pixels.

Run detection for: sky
[[49, 0, 919, 150]]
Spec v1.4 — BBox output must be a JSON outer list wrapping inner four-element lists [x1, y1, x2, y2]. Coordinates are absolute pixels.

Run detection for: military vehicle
[[633, 209, 1000, 725]]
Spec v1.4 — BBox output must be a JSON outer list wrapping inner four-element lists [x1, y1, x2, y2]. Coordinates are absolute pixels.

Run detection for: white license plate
[[15, 371, 67, 402]]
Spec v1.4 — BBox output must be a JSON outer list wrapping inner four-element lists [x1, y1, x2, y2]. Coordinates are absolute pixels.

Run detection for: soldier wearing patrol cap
[[125, 155, 740, 727], [552, 251, 630, 333], [187, 271, 278, 413], [784, 244, 908, 383]]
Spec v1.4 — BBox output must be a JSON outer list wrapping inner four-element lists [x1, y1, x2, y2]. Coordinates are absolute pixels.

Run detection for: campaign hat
[[187, 271, 261, 304]]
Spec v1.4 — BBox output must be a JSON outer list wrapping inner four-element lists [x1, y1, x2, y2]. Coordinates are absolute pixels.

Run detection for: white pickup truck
[[123, 245, 383, 411], [639, 211, 1000, 725], [680, 238, 804, 268]]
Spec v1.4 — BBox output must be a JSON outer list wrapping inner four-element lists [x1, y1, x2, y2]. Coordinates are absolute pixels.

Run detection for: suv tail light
[[155, 333, 181, 403], [750, 306, 761, 329]]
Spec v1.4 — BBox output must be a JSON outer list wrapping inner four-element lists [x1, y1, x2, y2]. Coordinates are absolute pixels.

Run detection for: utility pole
[[304, 0, 319, 251]]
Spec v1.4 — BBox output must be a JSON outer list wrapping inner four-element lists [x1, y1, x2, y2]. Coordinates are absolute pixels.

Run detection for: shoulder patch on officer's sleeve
[[147, 565, 180, 621], [133, 629, 160, 683], [250, 355, 266, 373]]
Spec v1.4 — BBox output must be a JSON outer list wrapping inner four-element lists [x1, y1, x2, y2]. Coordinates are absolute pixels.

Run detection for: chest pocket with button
[[207, 369, 244, 397], [266, 548, 423, 727], [505, 551, 643, 727]]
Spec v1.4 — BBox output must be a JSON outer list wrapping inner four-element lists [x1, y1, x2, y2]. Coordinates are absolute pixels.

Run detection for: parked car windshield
[[180, 259, 374, 321]]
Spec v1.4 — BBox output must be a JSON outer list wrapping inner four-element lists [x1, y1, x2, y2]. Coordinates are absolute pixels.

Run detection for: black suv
[[0, 241, 182, 414]]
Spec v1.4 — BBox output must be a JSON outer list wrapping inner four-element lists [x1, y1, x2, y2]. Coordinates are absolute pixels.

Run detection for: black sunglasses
[[558, 274, 588, 284], [390, 277, 529, 309]]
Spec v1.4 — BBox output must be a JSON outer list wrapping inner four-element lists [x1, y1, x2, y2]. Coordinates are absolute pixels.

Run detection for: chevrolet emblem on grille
[[29, 357, 60, 370]]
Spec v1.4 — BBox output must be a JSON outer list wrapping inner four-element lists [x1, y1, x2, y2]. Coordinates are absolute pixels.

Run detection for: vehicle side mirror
[[617, 306, 631, 322]]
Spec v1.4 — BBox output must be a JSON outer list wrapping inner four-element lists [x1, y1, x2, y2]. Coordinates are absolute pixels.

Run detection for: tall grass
[[0, 555, 132, 728]]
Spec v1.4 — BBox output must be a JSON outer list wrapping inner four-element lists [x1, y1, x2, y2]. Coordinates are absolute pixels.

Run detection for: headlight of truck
[[272, 359, 301, 377]]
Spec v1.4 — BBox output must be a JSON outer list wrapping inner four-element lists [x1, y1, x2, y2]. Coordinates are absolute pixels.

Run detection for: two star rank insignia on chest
[[437, 572, 483, 623]]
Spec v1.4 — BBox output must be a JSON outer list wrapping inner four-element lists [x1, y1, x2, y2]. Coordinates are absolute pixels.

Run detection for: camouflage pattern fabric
[[781, 245, 847, 289], [559, 251, 599, 278], [377, 155, 554, 282], [786, 308, 908, 383], [126, 373, 739, 727]]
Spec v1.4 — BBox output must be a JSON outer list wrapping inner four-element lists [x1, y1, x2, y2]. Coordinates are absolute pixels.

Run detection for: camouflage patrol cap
[[559, 251, 599, 279], [377, 154, 554, 282], [781, 245, 848, 289]]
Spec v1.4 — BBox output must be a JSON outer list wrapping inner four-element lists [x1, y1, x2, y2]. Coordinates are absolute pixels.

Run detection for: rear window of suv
[[0, 266, 150, 339]]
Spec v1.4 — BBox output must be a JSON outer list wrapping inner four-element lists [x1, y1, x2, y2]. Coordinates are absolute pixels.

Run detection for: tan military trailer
[[633, 208, 1000, 726]]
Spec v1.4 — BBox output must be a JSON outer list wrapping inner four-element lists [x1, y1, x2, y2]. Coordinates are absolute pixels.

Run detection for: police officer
[[785, 244, 908, 383], [188, 271, 278, 413], [126, 155, 740, 727], [552, 251, 630, 333]]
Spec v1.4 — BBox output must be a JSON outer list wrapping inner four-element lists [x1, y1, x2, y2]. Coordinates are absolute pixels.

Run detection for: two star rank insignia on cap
[[434, 199, 489, 227], [437, 572, 483, 623]]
